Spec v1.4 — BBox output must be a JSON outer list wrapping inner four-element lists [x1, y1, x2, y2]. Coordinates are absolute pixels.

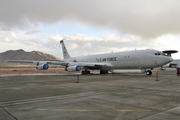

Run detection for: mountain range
[[0, 49, 61, 67]]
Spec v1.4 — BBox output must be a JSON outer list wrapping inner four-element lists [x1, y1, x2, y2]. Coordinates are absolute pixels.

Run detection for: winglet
[[60, 40, 71, 59]]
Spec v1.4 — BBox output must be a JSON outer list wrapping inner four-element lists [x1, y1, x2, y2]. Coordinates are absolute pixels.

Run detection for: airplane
[[6, 40, 177, 75], [161, 59, 180, 69], [160, 59, 180, 75]]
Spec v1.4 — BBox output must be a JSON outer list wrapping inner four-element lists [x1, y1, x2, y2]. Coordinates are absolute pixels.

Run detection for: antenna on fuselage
[[162, 50, 178, 57]]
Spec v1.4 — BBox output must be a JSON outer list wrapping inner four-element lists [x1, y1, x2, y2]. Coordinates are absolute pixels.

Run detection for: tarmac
[[0, 69, 180, 120]]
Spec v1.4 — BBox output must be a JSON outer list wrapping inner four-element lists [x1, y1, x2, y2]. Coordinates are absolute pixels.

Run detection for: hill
[[0, 49, 61, 67]]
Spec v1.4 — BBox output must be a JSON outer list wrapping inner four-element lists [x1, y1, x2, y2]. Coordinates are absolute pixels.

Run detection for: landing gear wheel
[[100, 70, 108, 74], [81, 70, 90, 75], [81, 71, 85, 74], [146, 70, 152, 76]]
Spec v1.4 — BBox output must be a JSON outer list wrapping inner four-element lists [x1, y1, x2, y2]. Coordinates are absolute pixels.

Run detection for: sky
[[0, 0, 180, 59]]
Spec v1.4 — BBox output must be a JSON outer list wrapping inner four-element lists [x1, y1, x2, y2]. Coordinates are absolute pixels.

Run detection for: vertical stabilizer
[[60, 40, 71, 59]]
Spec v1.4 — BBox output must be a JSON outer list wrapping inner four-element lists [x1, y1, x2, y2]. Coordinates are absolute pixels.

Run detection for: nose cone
[[170, 57, 173, 62], [163, 56, 173, 64]]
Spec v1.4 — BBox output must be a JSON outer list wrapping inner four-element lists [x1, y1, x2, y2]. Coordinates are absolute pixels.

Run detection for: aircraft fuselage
[[64, 49, 173, 70]]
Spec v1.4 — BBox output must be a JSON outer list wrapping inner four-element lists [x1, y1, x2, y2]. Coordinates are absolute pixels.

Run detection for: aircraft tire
[[100, 70, 108, 74], [146, 70, 152, 76], [81, 70, 90, 74], [81, 71, 85, 74]]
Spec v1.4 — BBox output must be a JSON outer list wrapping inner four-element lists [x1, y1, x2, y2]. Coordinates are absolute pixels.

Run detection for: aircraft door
[[125, 54, 137, 68]]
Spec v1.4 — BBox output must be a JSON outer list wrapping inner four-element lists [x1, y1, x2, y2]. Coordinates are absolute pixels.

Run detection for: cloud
[[49, 35, 63, 41], [34, 23, 40, 28], [26, 30, 41, 34], [51, 34, 161, 52], [0, 37, 13, 43], [1, 0, 180, 38], [0, 28, 10, 35], [0, 30, 180, 59], [11, 32, 17, 38], [37, 33, 51, 37], [1, 28, 10, 31], [0, 30, 16, 42]]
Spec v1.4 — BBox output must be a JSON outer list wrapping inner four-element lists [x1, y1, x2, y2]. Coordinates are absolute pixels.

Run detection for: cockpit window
[[154, 52, 167, 56], [154, 52, 161, 55]]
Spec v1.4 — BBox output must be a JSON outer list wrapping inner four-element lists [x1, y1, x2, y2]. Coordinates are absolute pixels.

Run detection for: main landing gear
[[100, 70, 108, 74], [81, 70, 109, 75], [146, 70, 152, 76], [81, 70, 90, 74]]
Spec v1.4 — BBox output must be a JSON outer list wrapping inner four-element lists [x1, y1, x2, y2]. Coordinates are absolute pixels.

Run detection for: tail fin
[[60, 40, 71, 59]]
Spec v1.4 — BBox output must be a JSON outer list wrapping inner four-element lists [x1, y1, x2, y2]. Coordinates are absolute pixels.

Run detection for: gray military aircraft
[[161, 59, 180, 69], [7, 40, 176, 75], [160, 59, 180, 75]]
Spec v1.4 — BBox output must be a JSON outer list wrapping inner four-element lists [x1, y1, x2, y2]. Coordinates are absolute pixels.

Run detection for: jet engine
[[36, 64, 49, 70], [65, 65, 81, 72]]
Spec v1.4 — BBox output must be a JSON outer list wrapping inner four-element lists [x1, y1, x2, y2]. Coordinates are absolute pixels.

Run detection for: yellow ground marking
[[4, 108, 152, 112], [5, 108, 23, 110], [51, 109, 103, 111], [116, 110, 136, 111]]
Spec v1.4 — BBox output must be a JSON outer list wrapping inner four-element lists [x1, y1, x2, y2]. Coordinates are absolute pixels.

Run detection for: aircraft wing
[[6, 60, 113, 69], [6, 60, 69, 66]]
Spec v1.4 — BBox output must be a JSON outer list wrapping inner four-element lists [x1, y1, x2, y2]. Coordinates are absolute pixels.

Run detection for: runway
[[0, 69, 180, 120]]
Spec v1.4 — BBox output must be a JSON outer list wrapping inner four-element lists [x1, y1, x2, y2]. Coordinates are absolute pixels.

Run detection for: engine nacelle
[[65, 65, 81, 72], [36, 64, 49, 70]]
